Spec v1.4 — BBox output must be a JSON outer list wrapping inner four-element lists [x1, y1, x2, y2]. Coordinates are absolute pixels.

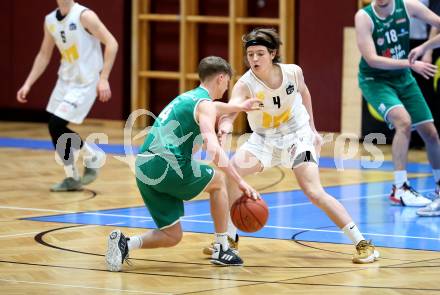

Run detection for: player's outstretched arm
[[217, 81, 251, 136], [214, 98, 262, 115], [81, 10, 118, 102], [17, 23, 55, 103], [197, 101, 259, 199]]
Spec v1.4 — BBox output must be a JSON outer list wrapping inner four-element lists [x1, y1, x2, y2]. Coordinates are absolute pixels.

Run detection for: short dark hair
[[198, 56, 232, 82], [242, 28, 282, 63]]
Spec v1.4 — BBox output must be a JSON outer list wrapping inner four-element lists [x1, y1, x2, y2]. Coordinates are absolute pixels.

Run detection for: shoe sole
[[210, 259, 243, 266], [81, 175, 97, 185], [417, 211, 440, 217], [105, 230, 123, 272], [352, 250, 380, 264], [401, 203, 432, 207]]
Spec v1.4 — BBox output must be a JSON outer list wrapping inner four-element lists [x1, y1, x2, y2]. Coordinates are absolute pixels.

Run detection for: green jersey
[[359, 0, 410, 77], [139, 86, 211, 160]]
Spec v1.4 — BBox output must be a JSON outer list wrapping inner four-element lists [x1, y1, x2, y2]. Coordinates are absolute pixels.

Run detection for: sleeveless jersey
[[139, 86, 211, 160], [45, 3, 103, 84], [238, 63, 310, 135], [359, 0, 410, 77]]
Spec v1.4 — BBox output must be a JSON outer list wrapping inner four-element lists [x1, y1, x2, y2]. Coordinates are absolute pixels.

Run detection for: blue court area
[[26, 178, 440, 251], [3, 137, 439, 251]]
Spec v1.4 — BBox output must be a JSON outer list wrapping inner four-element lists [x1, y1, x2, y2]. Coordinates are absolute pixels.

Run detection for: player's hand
[[238, 179, 260, 200], [313, 130, 323, 157], [97, 78, 112, 102], [410, 60, 437, 79], [239, 98, 263, 112], [17, 84, 30, 103], [313, 130, 323, 147], [408, 45, 426, 64]]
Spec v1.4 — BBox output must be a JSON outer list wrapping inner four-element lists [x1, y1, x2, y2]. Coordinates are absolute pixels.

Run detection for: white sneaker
[[396, 183, 432, 207], [417, 198, 440, 217], [105, 229, 129, 272], [84, 150, 105, 169], [82, 151, 105, 185]]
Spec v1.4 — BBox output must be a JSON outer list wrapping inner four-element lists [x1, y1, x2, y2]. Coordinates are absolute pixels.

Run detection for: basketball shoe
[[82, 151, 105, 185], [389, 182, 431, 207], [203, 234, 239, 255], [105, 229, 130, 272], [417, 182, 440, 216], [50, 177, 82, 192], [210, 243, 243, 266], [352, 240, 380, 264]]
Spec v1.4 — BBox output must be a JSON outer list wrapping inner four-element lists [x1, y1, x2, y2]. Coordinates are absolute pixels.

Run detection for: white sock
[[215, 232, 229, 251], [433, 169, 440, 184], [342, 222, 364, 246], [227, 217, 237, 241], [64, 164, 80, 180], [127, 235, 143, 250], [394, 170, 407, 188]]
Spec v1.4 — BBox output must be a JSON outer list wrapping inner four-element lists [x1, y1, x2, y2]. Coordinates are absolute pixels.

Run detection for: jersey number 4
[[262, 96, 290, 128]]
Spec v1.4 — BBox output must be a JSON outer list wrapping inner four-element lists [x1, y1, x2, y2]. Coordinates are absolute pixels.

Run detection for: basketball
[[230, 194, 268, 233]]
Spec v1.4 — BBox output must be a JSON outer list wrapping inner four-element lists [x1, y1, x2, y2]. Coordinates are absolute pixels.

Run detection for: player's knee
[[207, 169, 226, 192], [165, 231, 182, 247], [394, 117, 412, 133], [303, 186, 325, 205]]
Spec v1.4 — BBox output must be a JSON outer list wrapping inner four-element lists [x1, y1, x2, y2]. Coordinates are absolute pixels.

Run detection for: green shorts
[[135, 154, 215, 229], [358, 71, 433, 129]]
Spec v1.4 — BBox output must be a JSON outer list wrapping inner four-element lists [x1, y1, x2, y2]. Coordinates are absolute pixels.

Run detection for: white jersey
[[45, 3, 103, 84], [239, 63, 310, 135]]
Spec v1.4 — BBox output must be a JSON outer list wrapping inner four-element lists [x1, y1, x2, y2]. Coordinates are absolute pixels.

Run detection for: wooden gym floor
[[1, 120, 440, 294]]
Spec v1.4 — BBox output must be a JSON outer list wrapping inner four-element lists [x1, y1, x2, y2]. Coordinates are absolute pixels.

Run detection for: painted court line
[[0, 278, 172, 294], [0, 222, 124, 239]]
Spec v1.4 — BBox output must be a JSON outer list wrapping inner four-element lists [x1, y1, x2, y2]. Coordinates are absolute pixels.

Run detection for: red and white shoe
[[389, 182, 432, 207]]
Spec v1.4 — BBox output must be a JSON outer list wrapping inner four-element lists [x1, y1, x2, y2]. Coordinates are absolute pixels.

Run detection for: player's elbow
[[363, 56, 380, 68]]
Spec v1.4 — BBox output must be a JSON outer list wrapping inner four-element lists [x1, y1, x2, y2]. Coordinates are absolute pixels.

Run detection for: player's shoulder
[[355, 7, 370, 21], [280, 63, 302, 75]]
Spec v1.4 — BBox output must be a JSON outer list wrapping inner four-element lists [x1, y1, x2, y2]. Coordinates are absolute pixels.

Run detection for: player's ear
[[270, 49, 276, 61], [217, 73, 224, 85]]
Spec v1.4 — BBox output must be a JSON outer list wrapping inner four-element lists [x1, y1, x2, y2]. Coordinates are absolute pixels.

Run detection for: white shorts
[[239, 124, 318, 170], [46, 78, 98, 124]]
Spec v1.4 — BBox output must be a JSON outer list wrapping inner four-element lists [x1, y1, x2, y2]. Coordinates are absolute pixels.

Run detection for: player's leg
[[73, 81, 105, 185], [390, 76, 434, 206], [414, 124, 440, 216], [360, 76, 429, 206], [106, 156, 189, 271], [202, 166, 244, 266], [48, 114, 83, 191], [293, 162, 379, 264], [203, 138, 265, 256], [401, 79, 440, 198]]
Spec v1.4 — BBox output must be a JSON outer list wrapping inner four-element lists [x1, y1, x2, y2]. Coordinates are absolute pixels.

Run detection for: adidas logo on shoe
[[210, 243, 243, 266]]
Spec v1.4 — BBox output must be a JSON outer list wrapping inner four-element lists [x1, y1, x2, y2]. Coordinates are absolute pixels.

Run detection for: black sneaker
[[210, 243, 243, 266], [105, 229, 129, 271], [203, 234, 239, 256]]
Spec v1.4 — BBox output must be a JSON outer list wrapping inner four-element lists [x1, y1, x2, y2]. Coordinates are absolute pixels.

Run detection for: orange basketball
[[230, 194, 268, 233]]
